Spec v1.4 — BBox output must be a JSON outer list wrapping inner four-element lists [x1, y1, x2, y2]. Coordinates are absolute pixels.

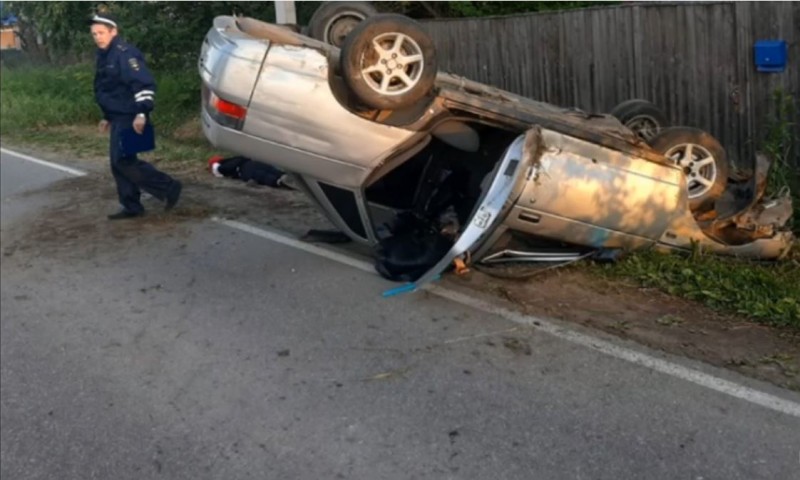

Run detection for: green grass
[[1, 63, 202, 140], [0, 64, 98, 132], [1, 127, 215, 164], [762, 89, 800, 234], [1, 63, 216, 164], [591, 248, 800, 327], [2, 63, 799, 329]]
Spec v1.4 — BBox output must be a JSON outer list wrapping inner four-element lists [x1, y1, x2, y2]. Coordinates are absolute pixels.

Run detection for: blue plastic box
[[754, 40, 787, 73]]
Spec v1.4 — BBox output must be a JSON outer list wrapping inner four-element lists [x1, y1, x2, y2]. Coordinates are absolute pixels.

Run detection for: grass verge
[[1, 63, 219, 166], [591, 248, 800, 328], [1, 63, 203, 142], [1, 126, 215, 164], [762, 88, 800, 232]]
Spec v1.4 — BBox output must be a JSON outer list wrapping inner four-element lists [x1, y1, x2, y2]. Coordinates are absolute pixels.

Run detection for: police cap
[[88, 12, 118, 29]]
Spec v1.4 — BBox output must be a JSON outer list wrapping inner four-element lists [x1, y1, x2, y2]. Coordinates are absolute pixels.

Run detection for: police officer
[[90, 12, 182, 220]]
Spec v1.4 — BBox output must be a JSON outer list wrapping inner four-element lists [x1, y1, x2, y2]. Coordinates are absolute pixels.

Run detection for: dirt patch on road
[[4, 160, 332, 260], [3, 145, 798, 392], [449, 268, 799, 390]]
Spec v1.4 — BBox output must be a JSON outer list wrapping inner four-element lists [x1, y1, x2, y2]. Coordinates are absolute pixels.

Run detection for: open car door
[[383, 128, 537, 296]]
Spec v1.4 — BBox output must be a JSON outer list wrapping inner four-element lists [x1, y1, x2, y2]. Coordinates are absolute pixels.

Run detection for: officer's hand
[[98, 119, 110, 134], [133, 115, 146, 134]]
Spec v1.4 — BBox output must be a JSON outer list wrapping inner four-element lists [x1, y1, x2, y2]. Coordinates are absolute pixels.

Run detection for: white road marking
[[216, 218, 376, 274], [1, 147, 88, 177], [214, 216, 800, 419], [434, 288, 800, 419]]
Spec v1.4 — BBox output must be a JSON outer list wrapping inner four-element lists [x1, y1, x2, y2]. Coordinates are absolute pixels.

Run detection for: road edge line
[[1, 147, 88, 177]]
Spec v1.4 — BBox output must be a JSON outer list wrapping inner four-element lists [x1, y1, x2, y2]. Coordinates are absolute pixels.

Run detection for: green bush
[[761, 89, 800, 234], [0, 64, 98, 132], [149, 70, 201, 135], [4, 1, 323, 70]]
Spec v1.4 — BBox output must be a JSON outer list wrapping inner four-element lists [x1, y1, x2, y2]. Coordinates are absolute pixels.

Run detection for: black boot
[[165, 180, 182, 211]]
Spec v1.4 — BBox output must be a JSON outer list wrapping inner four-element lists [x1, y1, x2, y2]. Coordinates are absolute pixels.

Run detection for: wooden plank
[[792, 3, 800, 167], [543, 11, 560, 103], [732, 2, 752, 167], [711, 3, 740, 166], [632, 5, 643, 98], [623, 6, 637, 106], [558, 11, 569, 105]]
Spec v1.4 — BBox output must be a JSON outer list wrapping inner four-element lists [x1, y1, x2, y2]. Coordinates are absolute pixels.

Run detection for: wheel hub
[[359, 32, 424, 96], [381, 55, 401, 67], [626, 115, 659, 141], [666, 143, 717, 199], [325, 14, 366, 47]]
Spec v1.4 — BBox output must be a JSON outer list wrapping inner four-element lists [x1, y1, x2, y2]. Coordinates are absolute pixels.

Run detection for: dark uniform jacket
[[216, 156, 286, 188], [94, 36, 156, 120]]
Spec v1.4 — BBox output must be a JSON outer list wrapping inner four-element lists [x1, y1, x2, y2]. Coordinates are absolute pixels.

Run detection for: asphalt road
[[2, 149, 799, 480]]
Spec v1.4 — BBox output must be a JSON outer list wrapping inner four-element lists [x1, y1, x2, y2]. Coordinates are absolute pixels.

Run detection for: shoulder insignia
[[128, 57, 140, 71], [116, 43, 128, 52]]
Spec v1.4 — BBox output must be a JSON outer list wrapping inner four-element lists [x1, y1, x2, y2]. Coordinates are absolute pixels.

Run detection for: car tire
[[307, 1, 378, 47], [610, 99, 668, 142], [649, 127, 729, 213], [341, 14, 437, 110]]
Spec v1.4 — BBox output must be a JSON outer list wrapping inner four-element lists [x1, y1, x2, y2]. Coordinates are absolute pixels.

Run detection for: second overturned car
[[198, 12, 794, 289]]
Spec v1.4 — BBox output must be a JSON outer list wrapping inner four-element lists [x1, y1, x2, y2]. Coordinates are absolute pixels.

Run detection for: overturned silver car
[[198, 13, 794, 288]]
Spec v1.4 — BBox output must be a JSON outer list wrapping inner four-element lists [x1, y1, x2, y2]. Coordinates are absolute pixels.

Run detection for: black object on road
[[208, 155, 291, 189]]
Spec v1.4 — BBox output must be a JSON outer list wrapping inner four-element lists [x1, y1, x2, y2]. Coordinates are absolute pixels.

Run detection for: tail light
[[206, 90, 247, 130]]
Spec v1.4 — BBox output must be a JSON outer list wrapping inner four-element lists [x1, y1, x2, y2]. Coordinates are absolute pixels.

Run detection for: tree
[[6, 1, 612, 69]]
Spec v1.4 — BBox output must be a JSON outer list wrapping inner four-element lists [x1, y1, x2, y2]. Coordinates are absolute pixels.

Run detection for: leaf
[[365, 367, 411, 381], [700, 290, 722, 300]]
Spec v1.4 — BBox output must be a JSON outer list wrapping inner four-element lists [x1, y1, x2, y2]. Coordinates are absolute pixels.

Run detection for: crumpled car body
[[198, 16, 794, 287]]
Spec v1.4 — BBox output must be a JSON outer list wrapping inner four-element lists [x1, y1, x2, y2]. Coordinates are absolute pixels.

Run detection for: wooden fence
[[421, 1, 799, 168]]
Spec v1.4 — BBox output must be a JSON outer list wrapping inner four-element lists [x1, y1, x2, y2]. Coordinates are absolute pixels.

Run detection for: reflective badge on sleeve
[[128, 58, 140, 71]]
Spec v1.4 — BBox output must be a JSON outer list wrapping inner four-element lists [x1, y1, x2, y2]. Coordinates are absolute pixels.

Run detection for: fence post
[[274, 1, 297, 25]]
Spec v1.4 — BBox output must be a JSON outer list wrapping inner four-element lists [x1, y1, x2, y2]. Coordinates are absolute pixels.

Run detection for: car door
[[384, 128, 535, 296]]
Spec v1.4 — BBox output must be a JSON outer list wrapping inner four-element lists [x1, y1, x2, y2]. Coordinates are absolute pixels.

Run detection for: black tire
[[649, 127, 729, 213], [341, 14, 437, 110], [307, 1, 378, 47], [610, 99, 668, 142]]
